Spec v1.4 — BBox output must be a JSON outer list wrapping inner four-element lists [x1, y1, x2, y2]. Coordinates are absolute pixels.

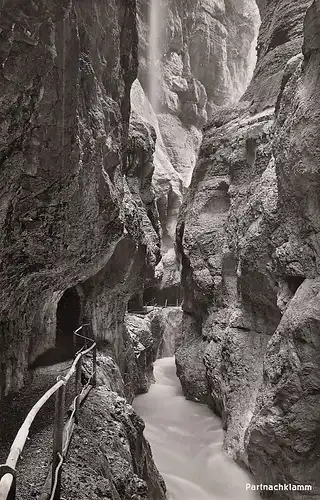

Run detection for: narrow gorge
[[0, 1, 319, 500]]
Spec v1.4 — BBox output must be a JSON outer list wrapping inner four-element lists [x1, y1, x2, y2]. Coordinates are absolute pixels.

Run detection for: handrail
[[7, 378, 65, 470], [0, 324, 97, 500], [73, 324, 92, 343]]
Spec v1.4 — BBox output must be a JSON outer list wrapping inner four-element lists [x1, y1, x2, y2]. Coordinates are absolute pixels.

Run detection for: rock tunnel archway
[[56, 287, 81, 356]]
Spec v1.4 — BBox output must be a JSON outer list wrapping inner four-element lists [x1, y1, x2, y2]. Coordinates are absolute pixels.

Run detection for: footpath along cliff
[[0, 1, 165, 498]]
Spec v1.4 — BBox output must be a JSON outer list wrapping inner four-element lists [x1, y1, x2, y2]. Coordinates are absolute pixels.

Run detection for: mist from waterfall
[[149, 0, 162, 112]]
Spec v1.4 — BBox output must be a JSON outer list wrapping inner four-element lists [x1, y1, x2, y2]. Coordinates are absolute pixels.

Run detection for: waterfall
[[149, 0, 162, 112]]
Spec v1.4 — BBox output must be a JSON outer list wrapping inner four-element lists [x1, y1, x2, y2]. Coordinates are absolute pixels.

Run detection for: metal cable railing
[[0, 325, 97, 500]]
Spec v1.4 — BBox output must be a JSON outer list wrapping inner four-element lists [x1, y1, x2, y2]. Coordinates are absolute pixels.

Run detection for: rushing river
[[133, 357, 260, 500]]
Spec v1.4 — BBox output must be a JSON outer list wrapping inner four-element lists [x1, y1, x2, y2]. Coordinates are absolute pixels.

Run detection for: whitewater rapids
[[134, 357, 260, 500]]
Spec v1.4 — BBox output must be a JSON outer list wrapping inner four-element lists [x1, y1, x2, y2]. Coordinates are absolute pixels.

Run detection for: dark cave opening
[[268, 27, 289, 51], [128, 292, 145, 313], [56, 287, 81, 356], [286, 275, 305, 295], [30, 287, 81, 368]]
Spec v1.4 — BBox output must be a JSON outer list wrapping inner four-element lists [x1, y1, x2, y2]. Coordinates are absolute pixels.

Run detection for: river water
[[133, 357, 260, 500]]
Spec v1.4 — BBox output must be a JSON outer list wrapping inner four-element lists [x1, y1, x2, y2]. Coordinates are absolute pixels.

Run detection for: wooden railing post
[[52, 380, 65, 500], [92, 345, 97, 388], [74, 357, 82, 424]]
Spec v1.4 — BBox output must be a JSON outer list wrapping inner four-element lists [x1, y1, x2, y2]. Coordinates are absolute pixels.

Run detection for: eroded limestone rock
[[62, 361, 167, 500], [133, 0, 259, 296], [0, 0, 162, 408], [177, 0, 320, 495], [125, 306, 183, 369]]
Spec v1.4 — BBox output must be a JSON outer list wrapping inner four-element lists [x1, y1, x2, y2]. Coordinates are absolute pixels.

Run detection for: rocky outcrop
[[153, 306, 183, 357], [124, 312, 160, 397], [244, 0, 313, 112], [132, 0, 260, 296], [138, 0, 260, 116], [125, 306, 183, 368], [62, 387, 167, 500], [175, 314, 210, 404], [66, 349, 167, 500], [0, 0, 164, 400], [246, 280, 320, 499], [177, 0, 320, 496]]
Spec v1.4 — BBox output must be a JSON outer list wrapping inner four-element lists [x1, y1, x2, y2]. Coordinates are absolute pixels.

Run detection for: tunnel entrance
[[144, 285, 183, 307], [56, 287, 81, 357], [31, 287, 81, 368], [128, 285, 183, 314], [128, 292, 147, 313]]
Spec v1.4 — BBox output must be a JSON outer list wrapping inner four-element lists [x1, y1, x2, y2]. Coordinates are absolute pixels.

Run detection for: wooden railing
[[0, 325, 97, 500]]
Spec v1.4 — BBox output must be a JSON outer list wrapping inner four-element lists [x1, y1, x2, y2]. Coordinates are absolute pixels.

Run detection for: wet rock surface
[[133, 0, 260, 296], [176, 0, 320, 496], [0, 1, 167, 498], [62, 388, 167, 500], [0, 0, 132, 395], [0, 0, 164, 401]]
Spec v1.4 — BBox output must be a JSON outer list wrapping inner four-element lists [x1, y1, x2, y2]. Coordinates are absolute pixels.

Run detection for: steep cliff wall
[[62, 386, 167, 500], [0, 1, 169, 494], [245, 3, 320, 494], [177, 0, 320, 496], [62, 351, 167, 500], [0, 0, 162, 404], [244, 0, 312, 111], [132, 0, 259, 296]]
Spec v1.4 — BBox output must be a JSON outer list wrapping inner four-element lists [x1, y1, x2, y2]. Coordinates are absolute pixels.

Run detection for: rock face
[[153, 306, 183, 357], [0, 2, 168, 495], [63, 388, 166, 500], [0, 0, 163, 399], [130, 78, 184, 296], [132, 0, 259, 296], [124, 312, 161, 397], [177, 0, 320, 496], [138, 0, 260, 115], [63, 353, 167, 500], [244, 0, 313, 112], [125, 306, 183, 367]]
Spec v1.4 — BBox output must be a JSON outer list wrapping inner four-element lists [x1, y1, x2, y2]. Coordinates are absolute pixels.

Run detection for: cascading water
[[148, 0, 162, 112], [134, 358, 260, 500]]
